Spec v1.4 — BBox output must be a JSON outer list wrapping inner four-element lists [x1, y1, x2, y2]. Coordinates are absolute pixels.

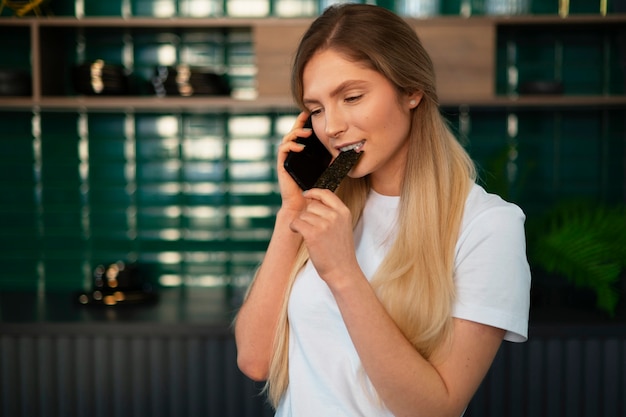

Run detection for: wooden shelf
[[2, 14, 625, 112], [441, 95, 626, 108], [484, 95, 626, 108], [0, 16, 314, 28], [2, 14, 625, 27], [0, 96, 297, 112], [1, 95, 624, 113], [481, 13, 626, 25]]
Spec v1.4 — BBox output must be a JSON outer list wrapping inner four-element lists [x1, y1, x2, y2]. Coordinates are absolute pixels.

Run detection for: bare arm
[[290, 188, 504, 417], [235, 112, 312, 381], [234, 208, 303, 381], [331, 275, 503, 417]]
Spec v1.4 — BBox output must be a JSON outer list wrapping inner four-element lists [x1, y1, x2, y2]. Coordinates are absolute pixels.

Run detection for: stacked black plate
[[76, 261, 158, 307], [73, 59, 130, 95], [152, 65, 231, 97], [0, 69, 31, 96]]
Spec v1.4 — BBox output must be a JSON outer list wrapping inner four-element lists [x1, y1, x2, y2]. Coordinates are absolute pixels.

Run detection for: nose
[[324, 110, 347, 139]]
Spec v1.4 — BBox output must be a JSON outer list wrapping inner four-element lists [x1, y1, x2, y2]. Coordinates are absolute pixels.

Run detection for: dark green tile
[[40, 259, 85, 290], [88, 113, 128, 137], [82, 29, 127, 64], [40, 186, 82, 207], [0, 235, 40, 256], [89, 140, 127, 162], [0, 112, 33, 134], [182, 161, 227, 182], [91, 239, 135, 254], [137, 212, 182, 230], [0, 28, 30, 69], [183, 114, 227, 137], [136, 185, 183, 206], [90, 162, 129, 184], [0, 184, 36, 205], [185, 192, 227, 206], [41, 214, 84, 237], [1, 163, 35, 182], [0, 210, 38, 234], [48, 0, 76, 16], [41, 113, 80, 134], [136, 138, 181, 159], [0, 274, 39, 291], [89, 208, 129, 227], [88, 186, 133, 207], [136, 162, 181, 182], [132, 0, 177, 17], [84, 0, 124, 16], [0, 138, 35, 164], [185, 215, 226, 230], [567, 0, 601, 14]]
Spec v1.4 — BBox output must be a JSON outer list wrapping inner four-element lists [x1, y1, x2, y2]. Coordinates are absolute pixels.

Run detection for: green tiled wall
[[496, 26, 625, 96], [0, 112, 39, 289], [0, 111, 290, 291], [457, 108, 625, 215], [0, 27, 30, 70], [1, 108, 623, 292], [1, 0, 625, 292]]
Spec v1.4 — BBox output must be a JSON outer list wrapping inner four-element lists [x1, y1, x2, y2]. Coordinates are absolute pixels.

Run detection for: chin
[[347, 169, 367, 180]]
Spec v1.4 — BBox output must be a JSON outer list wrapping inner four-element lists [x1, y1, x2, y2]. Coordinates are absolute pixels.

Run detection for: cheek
[[380, 107, 412, 143]]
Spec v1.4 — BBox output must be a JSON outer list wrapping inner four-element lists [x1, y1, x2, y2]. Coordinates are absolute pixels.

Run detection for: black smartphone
[[283, 117, 333, 190]]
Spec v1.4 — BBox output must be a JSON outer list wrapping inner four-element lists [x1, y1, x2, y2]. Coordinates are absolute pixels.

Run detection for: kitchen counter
[[2, 287, 626, 417], [0, 286, 241, 336], [0, 286, 275, 417]]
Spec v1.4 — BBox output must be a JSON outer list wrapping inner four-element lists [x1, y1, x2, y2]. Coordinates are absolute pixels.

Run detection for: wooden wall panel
[[254, 20, 496, 105], [254, 23, 307, 100], [413, 21, 496, 103]]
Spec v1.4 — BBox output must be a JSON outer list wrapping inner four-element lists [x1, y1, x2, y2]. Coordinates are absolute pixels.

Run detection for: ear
[[407, 91, 423, 109]]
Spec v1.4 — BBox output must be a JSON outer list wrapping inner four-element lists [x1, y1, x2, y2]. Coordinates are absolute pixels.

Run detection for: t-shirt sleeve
[[452, 202, 531, 342]]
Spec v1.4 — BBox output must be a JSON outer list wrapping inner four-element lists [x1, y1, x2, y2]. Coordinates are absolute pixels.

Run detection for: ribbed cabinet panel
[[2, 331, 625, 417], [0, 334, 272, 417], [466, 335, 626, 417]]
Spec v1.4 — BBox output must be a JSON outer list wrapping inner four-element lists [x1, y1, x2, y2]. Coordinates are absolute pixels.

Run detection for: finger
[[298, 195, 346, 230], [278, 140, 306, 155], [295, 110, 310, 125], [302, 188, 344, 210], [281, 111, 312, 144], [290, 212, 331, 239]]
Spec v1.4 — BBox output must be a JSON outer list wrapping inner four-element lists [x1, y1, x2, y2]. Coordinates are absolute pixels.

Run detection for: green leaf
[[529, 201, 626, 316]]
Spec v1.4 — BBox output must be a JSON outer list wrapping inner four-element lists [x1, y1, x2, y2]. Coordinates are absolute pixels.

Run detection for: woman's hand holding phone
[[277, 112, 319, 213], [283, 114, 332, 191]]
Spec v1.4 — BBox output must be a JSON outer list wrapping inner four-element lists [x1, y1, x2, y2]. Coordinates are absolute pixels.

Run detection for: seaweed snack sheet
[[313, 149, 363, 192]]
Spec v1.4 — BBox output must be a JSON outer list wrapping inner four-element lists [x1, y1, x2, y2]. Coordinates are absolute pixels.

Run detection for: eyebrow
[[302, 79, 369, 107]]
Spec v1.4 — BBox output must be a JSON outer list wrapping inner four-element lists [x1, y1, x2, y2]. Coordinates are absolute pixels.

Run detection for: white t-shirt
[[275, 184, 531, 417]]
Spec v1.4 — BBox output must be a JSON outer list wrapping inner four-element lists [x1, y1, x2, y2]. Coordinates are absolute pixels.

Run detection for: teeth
[[340, 140, 365, 152]]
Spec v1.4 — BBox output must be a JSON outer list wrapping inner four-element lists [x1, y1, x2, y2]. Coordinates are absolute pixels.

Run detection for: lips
[[339, 140, 365, 153]]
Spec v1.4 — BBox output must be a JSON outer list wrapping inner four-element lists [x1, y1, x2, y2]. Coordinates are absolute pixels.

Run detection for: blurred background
[[0, 0, 625, 416]]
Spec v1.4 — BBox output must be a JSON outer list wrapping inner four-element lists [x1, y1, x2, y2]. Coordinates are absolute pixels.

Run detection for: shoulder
[[454, 184, 531, 342], [457, 183, 527, 262], [462, 184, 525, 228]]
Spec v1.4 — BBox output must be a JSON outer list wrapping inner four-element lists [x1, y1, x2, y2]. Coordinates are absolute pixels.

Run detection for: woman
[[235, 4, 530, 417]]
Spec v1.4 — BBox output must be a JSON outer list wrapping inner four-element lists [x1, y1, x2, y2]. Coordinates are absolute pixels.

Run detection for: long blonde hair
[[266, 4, 476, 406]]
